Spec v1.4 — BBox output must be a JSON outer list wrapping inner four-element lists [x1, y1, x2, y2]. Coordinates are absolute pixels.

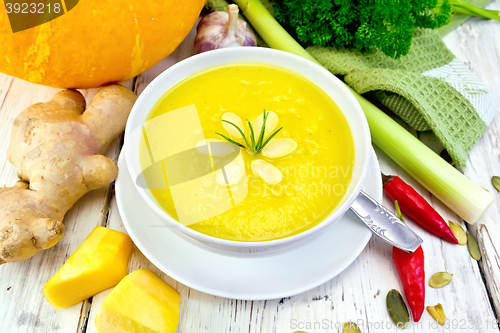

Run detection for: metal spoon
[[350, 190, 423, 253]]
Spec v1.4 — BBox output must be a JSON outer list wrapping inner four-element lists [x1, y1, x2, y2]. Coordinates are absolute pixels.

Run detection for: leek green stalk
[[233, 0, 494, 223], [447, 0, 500, 20]]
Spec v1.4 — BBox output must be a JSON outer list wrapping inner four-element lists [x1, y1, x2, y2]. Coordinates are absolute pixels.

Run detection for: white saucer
[[115, 149, 381, 300]]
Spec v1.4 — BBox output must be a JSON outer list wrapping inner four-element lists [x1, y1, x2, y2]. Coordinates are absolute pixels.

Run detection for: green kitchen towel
[[205, 0, 498, 167], [308, 28, 497, 167]]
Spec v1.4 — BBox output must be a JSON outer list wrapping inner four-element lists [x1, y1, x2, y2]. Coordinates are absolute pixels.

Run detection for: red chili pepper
[[383, 174, 458, 244], [393, 245, 425, 322]]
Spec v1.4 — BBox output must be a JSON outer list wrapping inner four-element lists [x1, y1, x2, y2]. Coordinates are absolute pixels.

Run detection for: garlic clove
[[252, 111, 278, 140], [222, 112, 244, 139], [261, 138, 298, 158], [216, 152, 245, 186], [251, 159, 282, 184]]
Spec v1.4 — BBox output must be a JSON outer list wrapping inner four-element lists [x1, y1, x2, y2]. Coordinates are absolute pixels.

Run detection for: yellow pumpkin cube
[[95, 269, 180, 333], [43, 226, 133, 310]]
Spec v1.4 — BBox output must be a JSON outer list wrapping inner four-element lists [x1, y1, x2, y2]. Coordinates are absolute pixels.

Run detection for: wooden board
[[1, 5, 500, 333], [442, 6, 500, 317], [0, 77, 133, 333]]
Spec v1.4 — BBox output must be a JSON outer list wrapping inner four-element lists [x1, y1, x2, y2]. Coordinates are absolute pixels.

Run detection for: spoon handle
[[350, 190, 423, 253]]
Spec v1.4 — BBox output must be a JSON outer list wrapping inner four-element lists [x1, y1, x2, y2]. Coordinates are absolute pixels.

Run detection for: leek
[[446, 0, 500, 20], [233, 0, 494, 224]]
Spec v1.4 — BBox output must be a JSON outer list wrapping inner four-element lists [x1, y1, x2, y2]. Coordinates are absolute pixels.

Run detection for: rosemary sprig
[[216, 110, 283, 155]]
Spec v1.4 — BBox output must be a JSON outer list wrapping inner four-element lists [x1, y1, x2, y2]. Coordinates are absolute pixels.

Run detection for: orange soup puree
[[141, 63, 354, 241]]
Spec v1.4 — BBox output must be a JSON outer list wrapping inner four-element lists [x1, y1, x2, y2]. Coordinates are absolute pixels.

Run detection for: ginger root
[[0, 85, 137, 264]]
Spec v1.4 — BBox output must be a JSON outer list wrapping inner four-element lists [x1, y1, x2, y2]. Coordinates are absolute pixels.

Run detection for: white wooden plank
[[0, 76, 132, 333], [442, 0, 500, 318]]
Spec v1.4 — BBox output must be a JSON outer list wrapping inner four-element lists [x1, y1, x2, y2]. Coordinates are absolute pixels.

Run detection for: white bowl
[[124, 47, 371, 253]]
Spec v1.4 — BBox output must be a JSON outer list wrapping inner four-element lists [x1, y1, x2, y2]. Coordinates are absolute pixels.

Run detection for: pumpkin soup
[[140, 63, 354, 241]]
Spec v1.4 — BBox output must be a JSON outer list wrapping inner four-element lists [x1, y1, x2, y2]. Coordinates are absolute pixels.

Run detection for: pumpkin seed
[[467, 231, 481, 261], [449, 221, 467, 245], [427, 303, 446, 325], [386, 289, 410, 329], [343, 322, 362, 333], [429, 272, 453, 288], [492, 176, 500, 192]]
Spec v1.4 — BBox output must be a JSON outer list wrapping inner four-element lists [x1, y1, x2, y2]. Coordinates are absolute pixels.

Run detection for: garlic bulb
[[194, 4, 257, 54]]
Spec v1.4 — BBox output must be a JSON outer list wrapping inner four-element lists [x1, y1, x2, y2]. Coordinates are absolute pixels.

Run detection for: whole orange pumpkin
[[0, 1, 205, 88]]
